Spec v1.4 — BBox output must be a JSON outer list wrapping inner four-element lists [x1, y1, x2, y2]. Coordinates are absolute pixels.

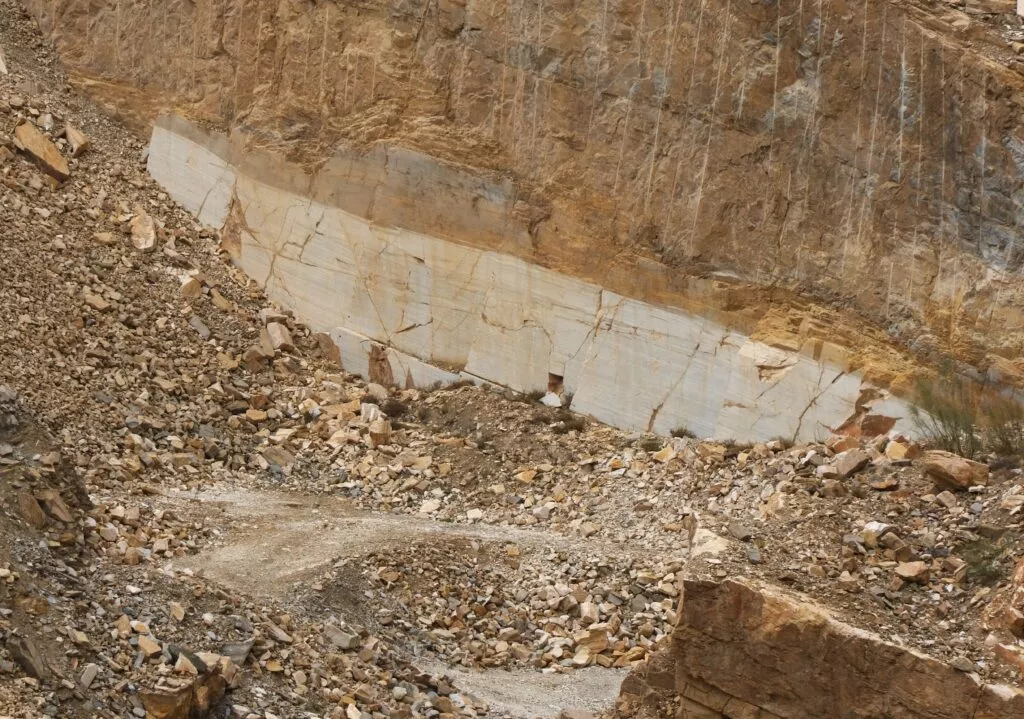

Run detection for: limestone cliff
[[21, 0, 1024, 399]]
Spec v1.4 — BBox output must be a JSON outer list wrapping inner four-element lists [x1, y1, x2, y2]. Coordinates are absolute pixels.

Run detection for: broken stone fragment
[[242, 344, 274, 372], [138, 634, 163, 658], [921, 450, 988, 491], [894, 561, 930, 584], [258, 307, 289, 325], [180, 276, 203, 300], [653, 445, 677, 463], [130, 207, 157, 251], [140, 669, 228, 719], [540, 391, 562, 407], [189, 315, 212, 340], [220, 639, 254, 665], [368, 418, 392, 447], [884, 440, 913, 461], [0, 45, 7, 75], [833, 448, 871, 478], [366, 382, 389, 402], [6, 635, 47, 678], [263, 621, 293, 644], [14, 121, 69, 180], [324, 623, 361, 650], [17, 490, 47, 529], [265, 321, 293, 351], [314, 332, 342, 366], [64, 123, 90, 157], [79, 662, 99, 689]]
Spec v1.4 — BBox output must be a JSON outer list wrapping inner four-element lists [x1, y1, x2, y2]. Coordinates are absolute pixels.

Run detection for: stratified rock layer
[[21, 0, 1024, 384], [619, 578, 1024, 719], [146, 115, 914, 442]]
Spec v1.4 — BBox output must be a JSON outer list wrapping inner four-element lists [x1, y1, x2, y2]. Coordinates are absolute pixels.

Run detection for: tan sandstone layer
[[617, 577, 1024, 719], [21, 0, 1024, 384]]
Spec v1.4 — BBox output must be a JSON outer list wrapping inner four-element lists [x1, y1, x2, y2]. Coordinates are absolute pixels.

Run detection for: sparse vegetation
[[382, 398, 408, 418], [551, 410, 586, 435], [909, 369, 982, 458], [980, 391, 1024, 458], [910, 366, 1024, 459], [639, 436, 662, 452], [721, 438, 755, 457], [671, 426, 696, 439], [521, 389, 546, 403]]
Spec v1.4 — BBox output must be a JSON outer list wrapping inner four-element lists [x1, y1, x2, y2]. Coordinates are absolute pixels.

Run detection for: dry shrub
[[911, 367, 1024, 459], [910, 372, 982, 458]]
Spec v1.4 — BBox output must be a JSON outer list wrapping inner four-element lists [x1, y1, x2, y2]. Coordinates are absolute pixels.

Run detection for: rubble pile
[[348, 541, 679, 671]]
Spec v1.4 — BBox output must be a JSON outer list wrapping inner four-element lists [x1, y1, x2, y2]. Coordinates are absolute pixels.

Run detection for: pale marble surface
[[147, 117, 915, 442]]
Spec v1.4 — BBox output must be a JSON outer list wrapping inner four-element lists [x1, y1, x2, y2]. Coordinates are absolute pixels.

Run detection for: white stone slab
[[148, 116, 916, 443]]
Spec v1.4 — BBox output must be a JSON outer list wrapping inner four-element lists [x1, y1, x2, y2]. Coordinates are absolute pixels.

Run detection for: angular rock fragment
[[833, 448, 871, 478], [922, 450, 989, 490], [895, 561, 930, 584], [6, 635, 47, 678], [14, 122, 69, 180], [79, 662, 99, 688], [140, 669, 227, 719], [189, 315, 212, 340], [220, 639, 254, 665], [130, 207, 157, 251], [369, 418, 392, 447], [265, 321, 293, 351], [64, 123, 90, 157], [324, 623, 361, 650], [17, 490, 47, 529]]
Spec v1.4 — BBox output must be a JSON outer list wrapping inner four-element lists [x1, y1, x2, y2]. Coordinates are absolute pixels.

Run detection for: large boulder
[[618, 578, 1024, 719], [921, 450, 989, 491]]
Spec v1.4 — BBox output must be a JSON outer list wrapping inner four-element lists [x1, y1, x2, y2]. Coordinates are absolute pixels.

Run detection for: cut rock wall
[[148, 116, 912, 442], [619, 578, 1024, 719], [21, 0, 1024, 384]]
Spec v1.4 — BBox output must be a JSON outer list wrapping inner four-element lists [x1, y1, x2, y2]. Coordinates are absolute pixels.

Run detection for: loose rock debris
[[0, 3, 1021, 719]]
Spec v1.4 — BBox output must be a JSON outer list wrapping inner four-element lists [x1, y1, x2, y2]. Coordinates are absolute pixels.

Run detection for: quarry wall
[[24, 0, 1024, 437], [148, 115, 912, 441]]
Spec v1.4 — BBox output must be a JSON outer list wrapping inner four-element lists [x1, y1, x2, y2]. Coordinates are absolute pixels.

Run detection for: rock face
[[20, 0, 1024, 388], [139, 115, 915, 442], [619, 578, 1024, 719]]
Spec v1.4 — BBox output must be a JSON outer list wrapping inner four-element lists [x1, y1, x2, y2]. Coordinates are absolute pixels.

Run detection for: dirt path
[[417, 659, 629, 718], [177, 488, 728, 600], [165, 487, 726, 718]]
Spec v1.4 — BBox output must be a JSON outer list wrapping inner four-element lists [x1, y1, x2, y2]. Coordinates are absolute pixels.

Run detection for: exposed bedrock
[[23, 0, 1024, 435], [617, 578, 1024, 719], [147, 116, 913, 442]]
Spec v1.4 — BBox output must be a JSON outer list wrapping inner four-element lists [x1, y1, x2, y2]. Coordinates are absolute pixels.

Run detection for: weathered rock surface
[[618, 578, 1024, 719], [14, 120, 68, 180], [922, 450, 990, 490], [144, 117, 914, 442], [22, 0, 1024, 394]]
